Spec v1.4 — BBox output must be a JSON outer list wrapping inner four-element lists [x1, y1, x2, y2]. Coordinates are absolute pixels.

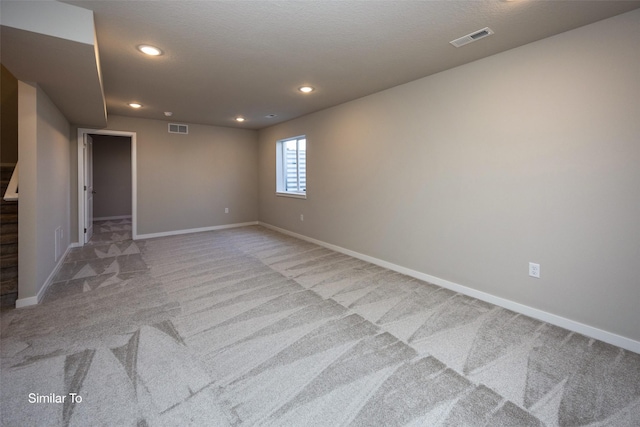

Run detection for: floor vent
[[450, 27, 494, 48], [168, 123, 188, 134]]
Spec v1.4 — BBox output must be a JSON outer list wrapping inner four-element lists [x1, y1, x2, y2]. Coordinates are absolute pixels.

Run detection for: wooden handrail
[[3, 162, 18, 201]]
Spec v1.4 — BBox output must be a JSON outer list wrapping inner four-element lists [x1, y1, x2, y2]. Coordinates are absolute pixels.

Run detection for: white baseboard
[[94, 215, 132, 221], [14, 295, 38, 308], [136, 221, 259, 240], [259, 222, 640, 354], [15, 243, 75, 309]]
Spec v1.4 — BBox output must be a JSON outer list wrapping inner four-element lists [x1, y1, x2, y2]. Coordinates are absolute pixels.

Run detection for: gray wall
[[92, 135, 132, 219], [258, 10, 640, 342], [18, 82, 71, 300], [1, 64, 18, 164], [83, 115, 259, 236]]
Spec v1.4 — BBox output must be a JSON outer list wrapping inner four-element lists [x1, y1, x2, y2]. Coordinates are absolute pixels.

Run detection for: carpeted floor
[[1, 220, 639, 426]]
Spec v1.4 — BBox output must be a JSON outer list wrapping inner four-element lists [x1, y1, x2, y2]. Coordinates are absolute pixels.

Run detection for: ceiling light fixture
[[235, 117, 245, 122], [128, 102, 143, 108], [164, 112, 173, 117], [137, 45, 163, 56], [298, 86, 314, 93]]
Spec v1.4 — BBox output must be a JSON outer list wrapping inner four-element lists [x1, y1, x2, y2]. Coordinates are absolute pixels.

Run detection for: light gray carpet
[[1, 220, 639, 426]]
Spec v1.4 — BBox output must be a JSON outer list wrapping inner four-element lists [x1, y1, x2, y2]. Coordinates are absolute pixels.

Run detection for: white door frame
[[77, 128, 137, 246], [84, 133, 94, 243]]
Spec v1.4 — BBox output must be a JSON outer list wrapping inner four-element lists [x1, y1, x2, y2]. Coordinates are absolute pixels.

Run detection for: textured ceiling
[[57, 1, 640, 129]]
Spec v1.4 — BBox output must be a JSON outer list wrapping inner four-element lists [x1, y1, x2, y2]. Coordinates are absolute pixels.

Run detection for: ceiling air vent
[[168, 123, 188, 134], [450, 27, 494, 48]]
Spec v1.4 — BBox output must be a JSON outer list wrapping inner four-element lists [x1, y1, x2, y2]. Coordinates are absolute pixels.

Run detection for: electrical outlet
[[225, 208, 229, 214], [300, 214, 304, 222], [529, 262, 540, 278]]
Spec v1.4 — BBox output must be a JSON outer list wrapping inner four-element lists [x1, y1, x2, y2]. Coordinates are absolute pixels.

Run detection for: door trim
[[83, 133, 94, 243], [77, 128, 137, 246]]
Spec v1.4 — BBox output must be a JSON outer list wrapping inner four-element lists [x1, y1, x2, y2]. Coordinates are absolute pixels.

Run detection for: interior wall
[[72, 115, 259, 236], [17, 82, 37, 300], [91, 135, 132, 219], [258, 10, 640, 342], [36, 84, 71, 291], [18, 82, 71, 300], [1, 64, 18, 164]]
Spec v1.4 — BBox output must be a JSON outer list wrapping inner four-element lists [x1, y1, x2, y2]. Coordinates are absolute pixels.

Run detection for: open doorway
[[90, 134, 132, 243], [77, 128, 137, 246]]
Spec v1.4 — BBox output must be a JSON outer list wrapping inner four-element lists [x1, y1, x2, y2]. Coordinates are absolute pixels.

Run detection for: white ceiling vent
[[450, 27, 494, 48], [168, 123, 188, 134]]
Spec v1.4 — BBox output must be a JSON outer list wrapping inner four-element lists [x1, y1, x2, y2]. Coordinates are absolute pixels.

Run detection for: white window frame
[[276, 135, 307, 199]]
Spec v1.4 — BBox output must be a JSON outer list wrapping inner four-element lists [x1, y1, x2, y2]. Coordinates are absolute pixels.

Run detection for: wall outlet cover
[[529, 262, 540, 278]]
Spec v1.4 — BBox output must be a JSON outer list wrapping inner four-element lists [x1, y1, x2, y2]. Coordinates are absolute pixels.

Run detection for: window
[[276, 136, 306, 198]]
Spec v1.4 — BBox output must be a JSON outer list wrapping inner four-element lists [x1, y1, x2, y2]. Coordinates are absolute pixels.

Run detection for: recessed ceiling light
[[265, 114, 278, 119], [128, 102, 143, 109], [235, 117, 245, 122], [137, 45, 163, 56], [299, 86, 314, 93]]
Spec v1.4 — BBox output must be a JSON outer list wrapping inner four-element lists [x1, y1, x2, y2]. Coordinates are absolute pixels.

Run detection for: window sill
[[276, 191, 307, 200]]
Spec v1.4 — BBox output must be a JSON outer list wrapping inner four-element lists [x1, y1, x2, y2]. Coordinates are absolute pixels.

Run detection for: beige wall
[[18, 82, 71, 300], [17, 82, 37, 300], [92, 135, 132, 219], [1, 64, 18, 164], [258, 10, 640, 342], [72, 115, 259, 237]]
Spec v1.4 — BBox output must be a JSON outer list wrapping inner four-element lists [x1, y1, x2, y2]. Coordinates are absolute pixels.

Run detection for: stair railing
[[3, 162, 18, 201]]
